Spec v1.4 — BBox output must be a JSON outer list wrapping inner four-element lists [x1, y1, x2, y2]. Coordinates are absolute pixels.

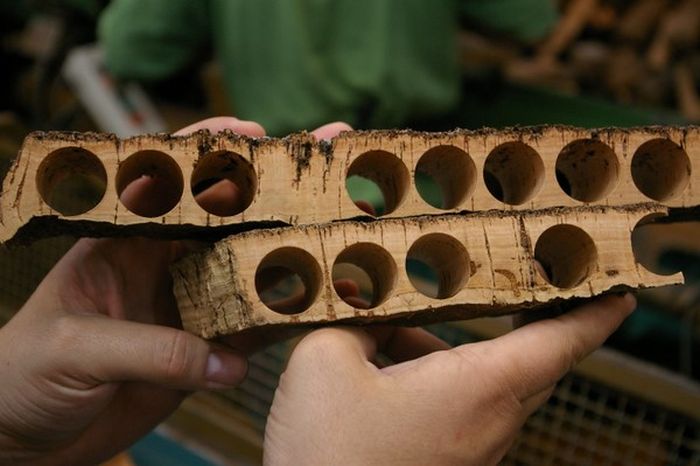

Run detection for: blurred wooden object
[[538, 0, 600, 61], [617, 0, 668, 44], [604, 46, 645, 103], [460, 0, 699, 120], [647, 0, 700, 71], [504, 58, 579, 93], [458, 30, 517, 68], [675, 62, 700, 121]]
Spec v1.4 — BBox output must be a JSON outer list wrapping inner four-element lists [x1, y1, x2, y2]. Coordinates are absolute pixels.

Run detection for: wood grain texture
[[0, 126, 698, 243]]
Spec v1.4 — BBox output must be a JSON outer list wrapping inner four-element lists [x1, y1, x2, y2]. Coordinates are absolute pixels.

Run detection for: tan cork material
[[1, 126, 696, 336], [0, 126, 697, 243]]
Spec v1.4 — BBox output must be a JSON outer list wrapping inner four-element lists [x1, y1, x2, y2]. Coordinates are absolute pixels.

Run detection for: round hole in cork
[[255, 247, 322, 315], [115, 150, 184, 217], [555, 139, 619, 202], [36, 147, 108, 216], [631, 139, 691, 201], [534, 225, 598, 289], [346, 150, 410, 216], [406, 233, 469, 299], [483, 142, 545, 205], [191, 151, 257, 217], [332, 243, 397, 309], [415, 145, 476, 210], [631, 214, 685, 276]]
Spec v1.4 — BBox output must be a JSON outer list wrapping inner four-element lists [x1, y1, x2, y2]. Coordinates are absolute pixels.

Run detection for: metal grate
[[503, 373, 700, 466]]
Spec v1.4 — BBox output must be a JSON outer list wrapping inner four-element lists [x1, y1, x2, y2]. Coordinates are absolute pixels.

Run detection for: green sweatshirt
[[99, 0, 557, 135]]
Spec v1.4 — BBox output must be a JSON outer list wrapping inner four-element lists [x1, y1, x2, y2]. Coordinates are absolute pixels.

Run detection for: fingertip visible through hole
[[346, 150, 410, 217], [406, 233, 469, 299], [415, 145, 476, 210], [332, 243, 397, 309], [191, 151, 257, 217], [255, 247, 322, 315], [116, 150, 184, 217]]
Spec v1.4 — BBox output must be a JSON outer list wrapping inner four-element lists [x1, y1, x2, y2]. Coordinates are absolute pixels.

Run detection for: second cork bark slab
[[173, 205, 678, 338]]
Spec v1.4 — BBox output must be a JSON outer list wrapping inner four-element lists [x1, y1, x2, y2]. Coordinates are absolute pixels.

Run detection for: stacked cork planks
[[1, 126, 697, 336]]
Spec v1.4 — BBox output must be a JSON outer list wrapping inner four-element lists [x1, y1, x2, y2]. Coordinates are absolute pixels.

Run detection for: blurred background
[[0, 0, 699, 464]]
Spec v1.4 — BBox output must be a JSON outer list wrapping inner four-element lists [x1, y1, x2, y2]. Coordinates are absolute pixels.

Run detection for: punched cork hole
[[631, 214, 683, 276], [556, 139, 619, 202], [415, 145, 476, 210], [116, 150, 184, 217], [631, 139, 691, 201], [255, 247, 322, 315], [483, 142, 545, 205], [36, 147, 108, 216], [191, 151, 257, 216], [332, 243, 397, 309], [534, 225, 598, 289], [346, 150, 410, 216], [406, 233, 469, 299]]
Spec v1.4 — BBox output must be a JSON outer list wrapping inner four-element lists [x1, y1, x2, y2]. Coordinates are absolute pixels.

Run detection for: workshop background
[[0, 0, 699, 464]]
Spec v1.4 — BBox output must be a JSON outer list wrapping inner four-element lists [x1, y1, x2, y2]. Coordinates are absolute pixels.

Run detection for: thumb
[[289, 327, 379, 374], [54, 314, 247, 390]]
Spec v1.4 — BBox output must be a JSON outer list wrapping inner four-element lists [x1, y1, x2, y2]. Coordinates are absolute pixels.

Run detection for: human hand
[[0, 117, 351, 465], [263, 294, 636, 465]]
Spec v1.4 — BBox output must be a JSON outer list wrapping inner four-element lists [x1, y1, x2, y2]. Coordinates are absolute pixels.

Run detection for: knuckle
[[290, 329, 349, 364], [493, 384, 526, 421], [158, 331, 195, 381], [559, 330, 588, 372]]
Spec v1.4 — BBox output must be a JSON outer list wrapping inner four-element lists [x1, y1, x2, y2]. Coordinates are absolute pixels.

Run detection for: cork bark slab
[[1, 126, 698, 243], [173, 205, 679, 338]]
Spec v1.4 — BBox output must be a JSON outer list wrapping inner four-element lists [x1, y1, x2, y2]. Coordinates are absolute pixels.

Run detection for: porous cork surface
[[2, 126, 695, 336]]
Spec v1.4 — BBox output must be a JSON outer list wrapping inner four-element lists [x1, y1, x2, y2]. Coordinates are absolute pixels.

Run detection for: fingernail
[[623, 293, 637, 312], [205, 349, 248, 388]]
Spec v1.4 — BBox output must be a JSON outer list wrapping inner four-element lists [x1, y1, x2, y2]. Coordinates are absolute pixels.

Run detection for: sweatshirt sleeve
[[461, 0, 558, 43], [98, 0, 210, 80]]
